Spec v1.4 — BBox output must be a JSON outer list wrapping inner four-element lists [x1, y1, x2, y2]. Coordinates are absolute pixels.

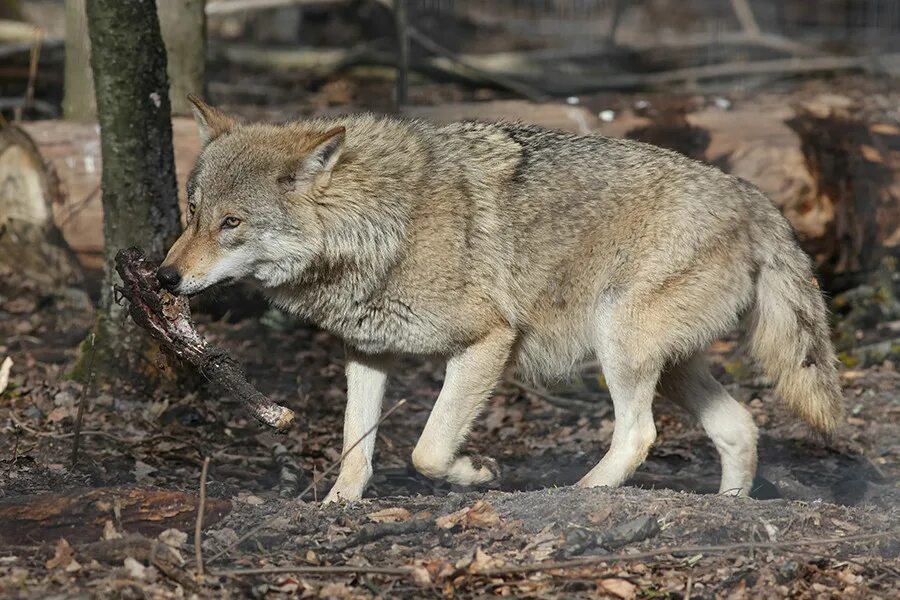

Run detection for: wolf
[[158, 95, 843, 503]]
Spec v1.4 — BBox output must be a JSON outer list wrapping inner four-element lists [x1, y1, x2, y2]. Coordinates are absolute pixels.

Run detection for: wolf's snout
[[156, 266, 182, 292]]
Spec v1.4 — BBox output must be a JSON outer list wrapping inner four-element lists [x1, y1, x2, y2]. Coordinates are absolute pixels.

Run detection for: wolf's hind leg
[[323, 353, 391, 504], [658, 353, 758, 496], [577, 348, 660, 489], [411, 327, 514, 486]]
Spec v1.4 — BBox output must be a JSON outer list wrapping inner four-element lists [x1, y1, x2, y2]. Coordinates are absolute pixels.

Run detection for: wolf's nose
[[156, 266, 182, 291]]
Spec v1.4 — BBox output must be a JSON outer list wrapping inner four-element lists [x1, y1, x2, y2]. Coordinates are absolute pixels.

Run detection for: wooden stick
[[114, 247, 295, 431], [730, 0, 761, 37], [505, 377, 597, 410], [195, 457, 211, 580], [216, 565, 413, 577]]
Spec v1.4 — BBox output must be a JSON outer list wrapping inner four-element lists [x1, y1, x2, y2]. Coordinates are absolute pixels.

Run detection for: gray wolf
[[158, 95, 843, 503]]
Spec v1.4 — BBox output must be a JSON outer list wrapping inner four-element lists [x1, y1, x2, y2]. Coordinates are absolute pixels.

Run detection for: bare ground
[[0, 275, 898, 599]]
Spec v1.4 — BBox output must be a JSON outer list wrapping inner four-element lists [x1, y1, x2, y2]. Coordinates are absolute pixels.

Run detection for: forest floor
[[0, 266, 898, 599]]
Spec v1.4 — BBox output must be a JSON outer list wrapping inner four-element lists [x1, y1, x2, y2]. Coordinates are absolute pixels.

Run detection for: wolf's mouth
[[183, 277, 235, 298]]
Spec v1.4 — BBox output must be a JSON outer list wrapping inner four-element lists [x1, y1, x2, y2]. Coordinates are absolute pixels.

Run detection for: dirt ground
[[1, 260, 898, 599]]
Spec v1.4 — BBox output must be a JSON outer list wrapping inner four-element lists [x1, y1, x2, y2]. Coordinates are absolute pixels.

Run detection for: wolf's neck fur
[[266, 189, 411, 350]]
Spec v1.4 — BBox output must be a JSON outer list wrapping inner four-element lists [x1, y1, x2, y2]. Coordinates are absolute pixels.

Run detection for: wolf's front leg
[[323, 353, 390, 504], [411, 326, 515, 486]]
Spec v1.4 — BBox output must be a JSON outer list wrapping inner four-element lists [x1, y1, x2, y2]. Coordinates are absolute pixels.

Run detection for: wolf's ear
[[305, 126, 345, 175], [188, 94, 236, 146], [284, 126, 346, 191]]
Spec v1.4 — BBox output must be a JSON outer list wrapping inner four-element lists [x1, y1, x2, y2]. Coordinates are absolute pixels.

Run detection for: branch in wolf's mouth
[[114, 246, 295, 431]]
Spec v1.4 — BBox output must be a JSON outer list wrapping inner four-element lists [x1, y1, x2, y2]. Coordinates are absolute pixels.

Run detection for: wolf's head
[[157, 96, 346, 295]]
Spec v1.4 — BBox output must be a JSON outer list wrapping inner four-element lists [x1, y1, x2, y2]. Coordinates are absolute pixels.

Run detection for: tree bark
[[0, 487, 230, 545], [82, 0, 181, 378], [157, 0, 207, 116], [63, 0, 96, 121]]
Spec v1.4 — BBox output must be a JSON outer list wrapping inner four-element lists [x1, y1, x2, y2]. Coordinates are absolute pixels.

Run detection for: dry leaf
[[410, 565, 432, 586], [437, 500, 501, 530], [468, 547, 505, 573], [599, 577, 637, 599], [860, 144, 883, 163], [588, 506, 612, 525], [46, 406, 71, 424], [102, 519, 122, 541], [124, 557, 147, 580], [158, 528, 187, 548], [318, 581, 356, 598], [0, 356, 12, 395], [871, 123, 900, 135], [466, 500, 501, 528], [45, 538, 74, 570], [436, 507, 467, 529], [367, 506, 412, 523]]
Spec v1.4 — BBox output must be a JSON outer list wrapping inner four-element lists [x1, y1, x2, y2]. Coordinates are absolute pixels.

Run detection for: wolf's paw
[[445, 455, 500, 486], [323, 481, 365, 505]]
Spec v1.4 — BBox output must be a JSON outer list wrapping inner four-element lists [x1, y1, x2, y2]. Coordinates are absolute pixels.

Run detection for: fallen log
[[114, 246, 295, 431], [0, 487, 230, 545]]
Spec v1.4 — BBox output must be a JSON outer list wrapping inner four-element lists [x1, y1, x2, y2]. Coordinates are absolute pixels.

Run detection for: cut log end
[[114, 246, 296, 431]]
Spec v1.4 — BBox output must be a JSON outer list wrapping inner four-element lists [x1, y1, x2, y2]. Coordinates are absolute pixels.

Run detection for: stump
[[0, 122, 82, 291]]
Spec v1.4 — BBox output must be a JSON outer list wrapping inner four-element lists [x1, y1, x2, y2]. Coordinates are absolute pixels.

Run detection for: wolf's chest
[[269, 287, 452, 355]]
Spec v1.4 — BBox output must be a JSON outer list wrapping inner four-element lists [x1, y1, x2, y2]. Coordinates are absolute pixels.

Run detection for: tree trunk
[[157, 0, 207, 116], [0, 0, 22, 20], [63, 0, 96, 121], [82, 0, 181, 378]]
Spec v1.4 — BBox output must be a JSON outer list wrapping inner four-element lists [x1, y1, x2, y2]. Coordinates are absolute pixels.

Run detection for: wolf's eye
[[188, 201, 197, 217], [222, 216, 241, 229]]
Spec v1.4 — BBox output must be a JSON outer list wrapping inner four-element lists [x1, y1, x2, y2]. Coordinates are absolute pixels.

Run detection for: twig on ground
[[480, 530, 898, 576], [205, 399, 408, 566], [505, 378, 596, 410], [216, 565, 414, 578], [195, 457, 211, 580], [70, 332, 96, 468], [334, 518, 435, 552]]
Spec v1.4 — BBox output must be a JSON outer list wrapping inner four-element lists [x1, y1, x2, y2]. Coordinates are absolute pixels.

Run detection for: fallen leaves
[[367, 506, 412, 523], [436, 500, 501, 530], [598, 577, 638, 599], [45, 539, 80, 572]]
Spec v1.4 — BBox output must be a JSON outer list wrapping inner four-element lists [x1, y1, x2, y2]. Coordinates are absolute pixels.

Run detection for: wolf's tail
[[747, 219, 843, 433]]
